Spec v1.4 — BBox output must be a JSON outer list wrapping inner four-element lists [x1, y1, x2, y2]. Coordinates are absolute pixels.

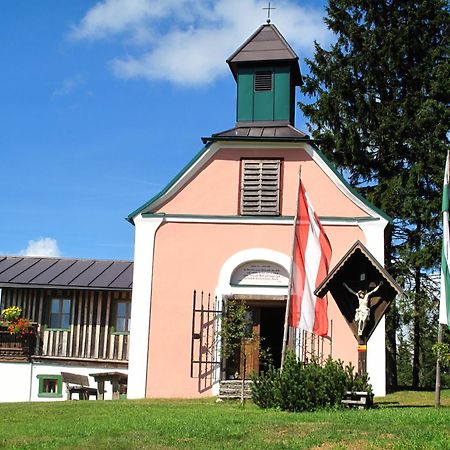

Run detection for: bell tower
[[227, 24, 302, 126]]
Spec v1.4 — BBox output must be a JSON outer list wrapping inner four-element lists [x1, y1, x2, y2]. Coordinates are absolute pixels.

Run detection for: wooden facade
[[1, 288, 130, 362]]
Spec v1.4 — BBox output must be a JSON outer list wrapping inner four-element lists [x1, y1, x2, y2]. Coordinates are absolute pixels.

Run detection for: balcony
[[0, 326, 37, 362]]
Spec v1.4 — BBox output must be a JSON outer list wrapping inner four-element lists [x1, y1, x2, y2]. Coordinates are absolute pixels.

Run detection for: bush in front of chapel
[[251, 352, 371, 412]]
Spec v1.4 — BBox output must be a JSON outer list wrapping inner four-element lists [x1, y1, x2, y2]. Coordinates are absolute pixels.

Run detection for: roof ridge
[[0, 255, 133, 263]]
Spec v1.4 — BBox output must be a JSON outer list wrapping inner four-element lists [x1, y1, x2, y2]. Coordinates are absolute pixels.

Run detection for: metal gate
[[296, 320, 333, 364], [190, 291, 222, 393]]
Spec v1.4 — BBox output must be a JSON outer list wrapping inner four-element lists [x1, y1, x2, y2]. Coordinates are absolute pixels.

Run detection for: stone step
[[218, 380, 253, 399]]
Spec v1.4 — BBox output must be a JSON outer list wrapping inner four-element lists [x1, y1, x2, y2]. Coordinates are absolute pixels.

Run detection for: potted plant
[[1, 306, 33, 336]]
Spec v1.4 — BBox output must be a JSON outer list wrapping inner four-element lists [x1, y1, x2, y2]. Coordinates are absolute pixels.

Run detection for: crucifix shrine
[[315, 241, 402, 375]]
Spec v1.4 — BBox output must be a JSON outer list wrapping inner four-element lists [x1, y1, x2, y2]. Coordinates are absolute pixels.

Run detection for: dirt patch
[[262, 423, 317, 442], [312, 438, 370, 450]]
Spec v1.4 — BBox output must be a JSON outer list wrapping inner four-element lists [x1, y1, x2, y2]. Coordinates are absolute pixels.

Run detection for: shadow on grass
[[377, 403, 436, 409]]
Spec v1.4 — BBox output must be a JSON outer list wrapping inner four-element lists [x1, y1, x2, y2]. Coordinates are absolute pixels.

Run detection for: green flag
[[440, 151, 450, 328]]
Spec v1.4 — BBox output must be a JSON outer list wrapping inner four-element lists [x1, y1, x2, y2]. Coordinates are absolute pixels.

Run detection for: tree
[[300, 0, 450, 388]]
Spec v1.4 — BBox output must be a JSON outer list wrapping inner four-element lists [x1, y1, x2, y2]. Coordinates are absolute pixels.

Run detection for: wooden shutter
[[240, 160, 281, 215]]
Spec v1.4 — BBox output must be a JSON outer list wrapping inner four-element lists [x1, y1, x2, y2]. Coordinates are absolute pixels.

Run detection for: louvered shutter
[[240, 160, 281, 215], [254, 71, 273, 91]]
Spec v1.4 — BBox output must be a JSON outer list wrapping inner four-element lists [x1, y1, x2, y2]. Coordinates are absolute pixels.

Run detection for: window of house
[[37, 374, 63, 398], [48, 298, 71, 329], [240, 159, 282, 215], [114, 300, 131, 334], [254, 71, 273, 91]]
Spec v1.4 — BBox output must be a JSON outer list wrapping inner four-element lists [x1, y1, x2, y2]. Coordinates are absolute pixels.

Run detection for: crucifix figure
[[263, 2, 276, 24], [343, 281, 383, 336]]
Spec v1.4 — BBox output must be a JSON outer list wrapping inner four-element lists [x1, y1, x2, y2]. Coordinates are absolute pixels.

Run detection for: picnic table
[[89, 371, 127, 400]]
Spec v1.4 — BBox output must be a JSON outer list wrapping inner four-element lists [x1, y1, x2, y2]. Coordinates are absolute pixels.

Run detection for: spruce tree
[[300, 0, 450, 388]]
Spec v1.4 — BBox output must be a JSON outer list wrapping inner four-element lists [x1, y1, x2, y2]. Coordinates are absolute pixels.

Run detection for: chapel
[[127, 22, 390, 398]]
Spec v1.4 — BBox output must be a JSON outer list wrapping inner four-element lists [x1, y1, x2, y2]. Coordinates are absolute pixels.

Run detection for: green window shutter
[[274, 68, 290, 121], [240, 160, 281, 215], [237, 71, 254, 122]]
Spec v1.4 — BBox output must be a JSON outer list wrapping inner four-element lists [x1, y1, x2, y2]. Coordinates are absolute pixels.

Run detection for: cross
[[263, 2, 276, 24]]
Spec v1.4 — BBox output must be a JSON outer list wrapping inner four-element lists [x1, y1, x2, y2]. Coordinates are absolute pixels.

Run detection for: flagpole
[[436, 150, 450, 407], [281, 166, 302, 369], [435, 323, 443, 407]]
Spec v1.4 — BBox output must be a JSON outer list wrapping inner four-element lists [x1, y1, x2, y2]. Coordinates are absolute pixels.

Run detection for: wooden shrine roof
[[0, 256, 133, 290]]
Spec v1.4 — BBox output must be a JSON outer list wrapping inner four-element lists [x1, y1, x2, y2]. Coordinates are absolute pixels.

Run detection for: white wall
[[0, 361, 128, 402], [0, 362, 32, 402]]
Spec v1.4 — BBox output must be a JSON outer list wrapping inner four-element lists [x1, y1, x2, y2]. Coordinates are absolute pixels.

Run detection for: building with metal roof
[[0, 256, 132, 290], [0, 256, 132, 402]]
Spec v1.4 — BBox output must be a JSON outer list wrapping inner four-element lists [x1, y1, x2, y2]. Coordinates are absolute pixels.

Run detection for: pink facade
[[154, 147, 369, 218], [138, 144, 381, 398]]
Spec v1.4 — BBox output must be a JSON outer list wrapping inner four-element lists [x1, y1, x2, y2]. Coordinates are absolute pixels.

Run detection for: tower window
[[240, 159, 281, 215], [254, 71, 272, 91]]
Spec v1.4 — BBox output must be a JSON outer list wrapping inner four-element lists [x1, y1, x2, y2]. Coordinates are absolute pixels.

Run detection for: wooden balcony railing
[[0, 326, 38, 362]]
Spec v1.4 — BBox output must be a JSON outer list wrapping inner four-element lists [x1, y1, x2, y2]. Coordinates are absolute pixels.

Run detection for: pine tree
[[300, 0, 450, 388]]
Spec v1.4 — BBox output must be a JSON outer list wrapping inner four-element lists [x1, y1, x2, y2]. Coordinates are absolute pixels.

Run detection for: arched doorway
[[223, 259, 289, 379]]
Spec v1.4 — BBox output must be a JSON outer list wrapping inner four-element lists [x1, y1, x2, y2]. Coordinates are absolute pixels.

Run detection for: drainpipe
[[29, 361, 34, 402]]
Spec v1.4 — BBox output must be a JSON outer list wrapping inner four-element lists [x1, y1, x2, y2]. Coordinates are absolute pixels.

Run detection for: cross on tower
[[263, 2, 276, 24]]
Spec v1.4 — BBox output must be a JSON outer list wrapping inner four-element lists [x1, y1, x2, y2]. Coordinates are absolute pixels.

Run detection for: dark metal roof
[[227, 24, 302, 85], [0, 256, 133, 290], [203, 123, 308, 143]]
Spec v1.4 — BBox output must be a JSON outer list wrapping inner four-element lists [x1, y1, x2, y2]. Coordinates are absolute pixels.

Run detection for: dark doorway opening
[[223, 301, 286, 379], [260, 306, 285, 369]]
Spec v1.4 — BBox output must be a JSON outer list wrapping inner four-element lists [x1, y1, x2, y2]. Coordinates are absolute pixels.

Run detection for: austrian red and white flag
[[289, 182, 332, 336]]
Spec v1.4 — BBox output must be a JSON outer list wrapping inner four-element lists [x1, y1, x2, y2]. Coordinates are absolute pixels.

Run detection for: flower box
[[0, 325, 37, 362]]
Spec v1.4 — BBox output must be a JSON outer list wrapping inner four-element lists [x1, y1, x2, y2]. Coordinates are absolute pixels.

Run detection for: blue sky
[[0, 0, 331, 261]]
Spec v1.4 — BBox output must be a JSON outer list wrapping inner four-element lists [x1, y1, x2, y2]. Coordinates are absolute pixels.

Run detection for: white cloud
[[20, 238, 61, 257], [52, 75, 85, 98], [70, 0, 332, 86]]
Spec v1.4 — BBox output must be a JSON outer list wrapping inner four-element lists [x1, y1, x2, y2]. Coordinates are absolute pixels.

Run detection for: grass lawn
[[0, 390, 449, 449]]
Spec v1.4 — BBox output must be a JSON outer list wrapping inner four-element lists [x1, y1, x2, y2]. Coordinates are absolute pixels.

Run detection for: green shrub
[[250, 365, 280, 409], [251, 351, 372, 412]]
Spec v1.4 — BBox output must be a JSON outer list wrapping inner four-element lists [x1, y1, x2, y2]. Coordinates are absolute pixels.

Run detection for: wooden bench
[[341, 391, 374, 409], [61, 372, 98, 400]]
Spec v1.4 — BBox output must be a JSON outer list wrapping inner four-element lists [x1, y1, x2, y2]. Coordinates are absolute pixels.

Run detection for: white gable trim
[[141, 213, 381, 226]]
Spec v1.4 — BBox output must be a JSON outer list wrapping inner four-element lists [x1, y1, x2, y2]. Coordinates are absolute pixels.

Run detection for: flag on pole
[[440, 150, 450, 328], [289, 181, 332, 336]]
